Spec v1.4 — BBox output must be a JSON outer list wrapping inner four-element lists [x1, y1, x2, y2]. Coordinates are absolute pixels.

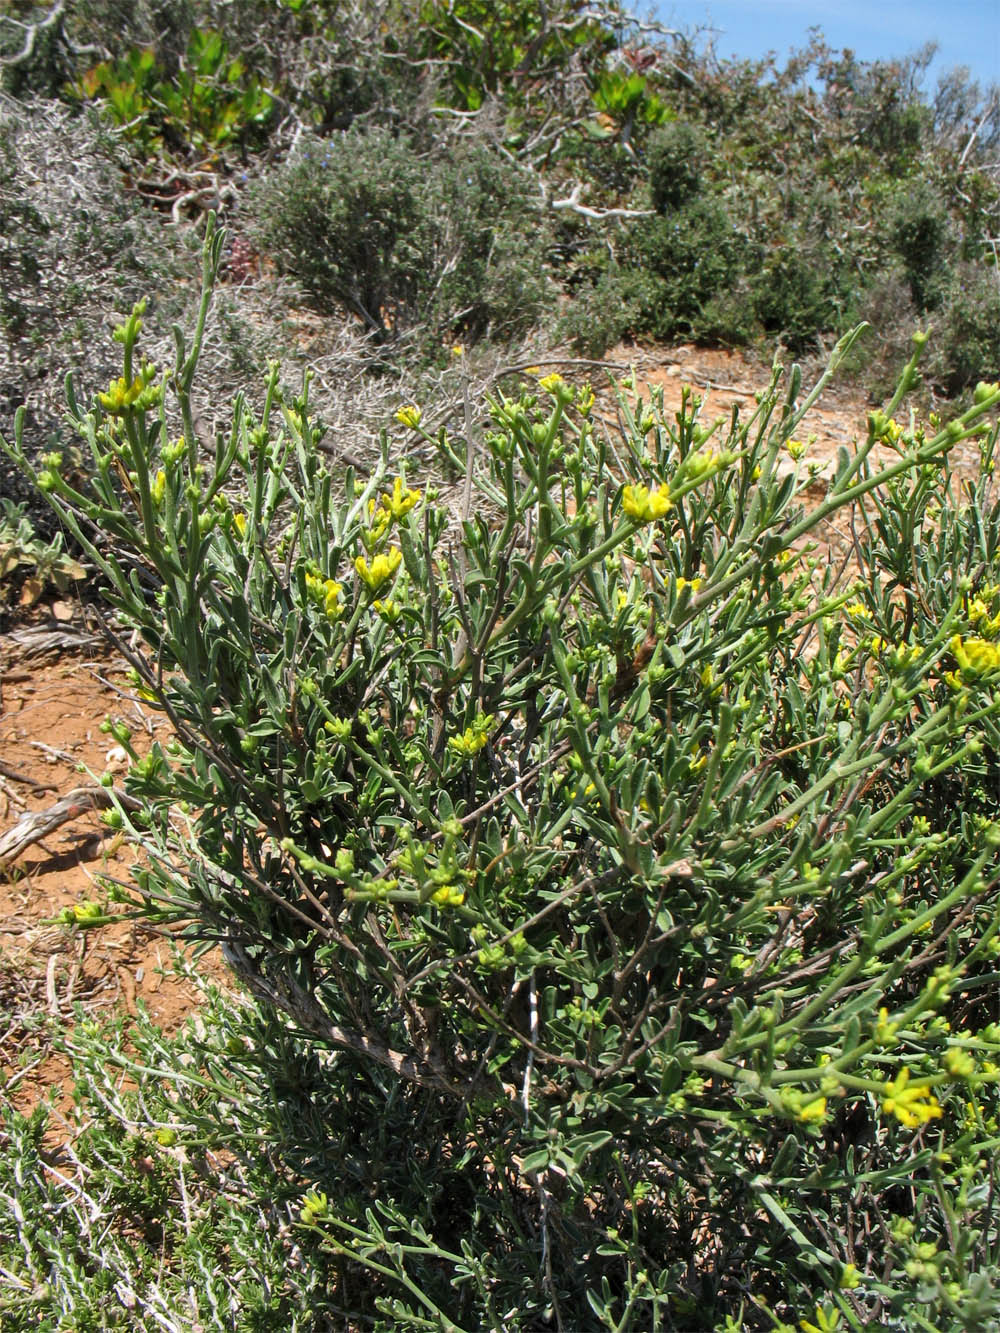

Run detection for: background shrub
[[628, 194, 747, 342], [888, 178, 953, 312], [928, 264, 1000, 396], [252, 128, 551, 347], [646, 119, 706, 212]]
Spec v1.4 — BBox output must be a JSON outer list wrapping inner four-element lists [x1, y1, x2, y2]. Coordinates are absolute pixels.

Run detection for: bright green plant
[[590, 68, 670, 142], [71, 27, 274, 162], [8, 223, 1000, 1327], [415, 0, 612, 111]]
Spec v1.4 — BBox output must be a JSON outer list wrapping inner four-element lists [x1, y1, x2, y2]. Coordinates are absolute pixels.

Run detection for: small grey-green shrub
[[252, 128, 550, 350], [8, 223, 1000, 1329]]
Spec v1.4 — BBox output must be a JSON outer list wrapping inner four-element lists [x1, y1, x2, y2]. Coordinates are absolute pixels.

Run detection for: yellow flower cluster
[[448, 712, 494, 759], [622, 482, 672, 523], [951, 634, 1000, 677], [431, 884, 466, 908], [355, 548, 402, 593], [881, 1067, 943, 1129], [968, 589, 1000, 636], [796, 1095, 828, 1124], [97, 368, 160, 415], [299, 1190, 329, 1225], [363, 499, 391, 549], [383, 477, 421, 520], [305, 572, 344, 620]]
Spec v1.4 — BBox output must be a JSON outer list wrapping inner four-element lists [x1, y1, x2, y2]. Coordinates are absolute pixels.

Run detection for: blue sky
[[659, 1, 1000, 91]]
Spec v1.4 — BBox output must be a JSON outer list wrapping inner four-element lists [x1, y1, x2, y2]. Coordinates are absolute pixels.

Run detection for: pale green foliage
[[7, 225, 1000, 1328]]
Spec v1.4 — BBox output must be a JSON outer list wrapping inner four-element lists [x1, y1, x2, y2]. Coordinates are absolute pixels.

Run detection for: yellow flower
[[622, 482, 672, 523], [838, 1263, 861, 1291], [97, 365, 160, 415], [951, 634, 1000, 677], [875, 1007, 899, 1045], [675, 576, 702, 594], [796, 1096, 828, 1124], [305, 573, 344, 620], [150, 469, 166, 507], [448, 712, 494, 759], [538, 372, 564, 392], [799, 1305, 841, 1333], [98, 374, 145, 414], [362, 501, 391, 550], [968, 597, 1000, 635], [395, 404, 422, 429], [233, 512, 247, 537], [843, 601, 866, 617], [355, 548, 402, 593], [881, 1067, 943, 1129], [786, 438, 807, 460], [431, 884, 466, 908], [383, 477, 421, 520], [451, 343, 464, 357], [700, 663, 721, 695], [943, 1048, 976, 1079], [299, 1189, 329, 1225]]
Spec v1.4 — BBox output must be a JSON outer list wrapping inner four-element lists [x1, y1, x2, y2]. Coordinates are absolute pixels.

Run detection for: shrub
[[749, 248, 852, 353], [0, 93, 192, 528], [646, 119, 707, 212], [0, 988, 343, 1331], [252, 129, 550, 347], [928, 264, 1000, 396], [69, 26, 276, 163], [9, 225, 1000, 1330], [888, 179, 953, 312], [629, 194, 748, 342]]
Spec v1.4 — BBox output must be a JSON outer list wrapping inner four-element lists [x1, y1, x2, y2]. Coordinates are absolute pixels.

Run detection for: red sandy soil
[[0, 633, 228, 1117]]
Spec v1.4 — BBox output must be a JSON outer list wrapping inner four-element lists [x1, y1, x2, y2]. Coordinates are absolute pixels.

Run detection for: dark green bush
[[629, 195, 748, 342], [253, 129, 550, 347], [750, 249, 852, 353], [646, 119, 707, 212], [888, 179, 953, 312], [929, 264, 1000, 396]]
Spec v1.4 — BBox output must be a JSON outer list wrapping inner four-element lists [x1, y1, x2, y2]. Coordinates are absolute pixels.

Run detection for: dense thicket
[[3, 0, 1000, 409]]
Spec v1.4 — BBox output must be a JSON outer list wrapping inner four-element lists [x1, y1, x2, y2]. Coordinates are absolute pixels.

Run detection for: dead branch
[[0, 785, 140, 870], [0, 0, 65, 67], [550, 182, 653, 219]]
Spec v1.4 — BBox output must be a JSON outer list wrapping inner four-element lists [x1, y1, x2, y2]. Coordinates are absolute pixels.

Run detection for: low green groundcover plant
[[7, 220, 1000, 1329]]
